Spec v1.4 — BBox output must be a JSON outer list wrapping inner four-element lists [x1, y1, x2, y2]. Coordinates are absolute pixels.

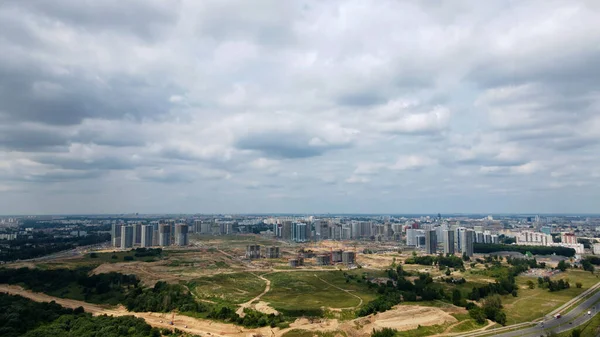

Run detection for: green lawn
[[262, 271, 378, 315], [396, 322, 451, 337], [189, 272, 266, 304], [503, 270, 599, 325]]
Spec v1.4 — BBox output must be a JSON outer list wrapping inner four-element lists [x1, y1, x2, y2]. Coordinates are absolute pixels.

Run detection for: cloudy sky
[[1, 0, 599, 215]]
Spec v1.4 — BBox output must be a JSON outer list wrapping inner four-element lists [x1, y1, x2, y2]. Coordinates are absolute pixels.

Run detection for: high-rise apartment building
[[425, 229, 437, 254], [133, 223, 142, 246], [141, 224, 153, 248], [159, 223, 171, 247], [120, 225, 133, 249], [443, 230, 455, 255], [175, 224, 189, 246], [461, 229, 474, 257], [111, 223, 122, 247]]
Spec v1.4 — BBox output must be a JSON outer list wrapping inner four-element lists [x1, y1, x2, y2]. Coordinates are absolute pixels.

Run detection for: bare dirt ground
[[0, 284, 458, 337], [354, 305, 457, 333]]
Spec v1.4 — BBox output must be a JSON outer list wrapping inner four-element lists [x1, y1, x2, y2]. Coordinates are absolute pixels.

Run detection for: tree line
[[0, 292, 196, 337], [474, 243, 575, 257]]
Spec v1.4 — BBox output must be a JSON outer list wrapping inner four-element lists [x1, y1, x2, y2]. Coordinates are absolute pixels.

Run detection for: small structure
[[265, 246, 280, 259], [246, 244, 261, 259], [316, 254, 331, 266], [332, 250, 343, 263], [342, 251, 356, 265], [289, 259, 299, 268]]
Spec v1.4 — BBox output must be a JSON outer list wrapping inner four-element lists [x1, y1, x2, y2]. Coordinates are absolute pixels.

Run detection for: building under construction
[[316, 254, 331, 266], [342, 251, 356, 265], [265, 246, 280, 258], [246, 244, 261, 259], [331, 249, 343, 263]]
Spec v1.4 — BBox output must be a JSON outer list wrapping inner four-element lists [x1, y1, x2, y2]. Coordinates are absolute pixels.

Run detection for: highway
[[490, 288, 600, 337]]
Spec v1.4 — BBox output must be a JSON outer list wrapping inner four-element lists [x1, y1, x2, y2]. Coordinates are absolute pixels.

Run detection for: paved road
[[490, 289, 600, 337]]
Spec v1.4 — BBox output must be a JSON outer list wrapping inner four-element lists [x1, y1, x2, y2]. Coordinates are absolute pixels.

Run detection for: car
[[555, 314, 561, 319], [588, 310, 592, 315]]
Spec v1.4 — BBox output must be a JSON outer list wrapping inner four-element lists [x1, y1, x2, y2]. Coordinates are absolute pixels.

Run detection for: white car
[[588, 310, 592, 315]]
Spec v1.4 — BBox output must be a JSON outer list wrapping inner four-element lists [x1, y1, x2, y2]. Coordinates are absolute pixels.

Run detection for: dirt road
[[236, 273, 273, 317]]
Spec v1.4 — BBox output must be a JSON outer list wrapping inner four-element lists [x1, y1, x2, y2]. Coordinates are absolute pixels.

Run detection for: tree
[[527, 280, 535, 289], [571, 328, 581, 337], [469, 307, 487, 325], [452, 289, 462, 306], [557, 260, 569, 272], [576, 282, 582, 289], [445, 268, 451, 276]]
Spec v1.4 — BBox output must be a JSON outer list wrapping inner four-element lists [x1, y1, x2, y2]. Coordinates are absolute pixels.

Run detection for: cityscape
[[2, 0, 600, 337]]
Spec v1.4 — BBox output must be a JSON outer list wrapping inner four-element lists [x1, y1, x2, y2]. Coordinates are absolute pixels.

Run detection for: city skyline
[[1, 1, 600, 214]]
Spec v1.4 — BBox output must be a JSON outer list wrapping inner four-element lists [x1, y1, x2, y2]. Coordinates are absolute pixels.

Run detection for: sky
[[1, 0, 600, 215]]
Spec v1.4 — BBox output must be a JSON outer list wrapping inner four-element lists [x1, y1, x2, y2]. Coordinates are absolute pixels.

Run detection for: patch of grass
[[448, 319, 487, 333], [502, 270, 599, 325], [263, 271, 378, 316], [190, 272, 266, 304], [396, 323, 451, 337], [282, 329, 346, 337]]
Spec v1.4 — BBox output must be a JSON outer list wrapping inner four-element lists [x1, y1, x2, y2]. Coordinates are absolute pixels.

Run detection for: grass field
[[262, 270, 379, 315], [189, 272, 266, 304], [502, 270, 600, 324]]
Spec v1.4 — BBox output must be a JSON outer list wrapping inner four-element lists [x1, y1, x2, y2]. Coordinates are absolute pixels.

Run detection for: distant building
[[246, 245, 261, 259], [316, 255, 331, 266], [133, 223, 142, 246], [593, 243, 600, 255], [265, 246, 280, 258], [120, 225, 134, 249], [443, 230, 455, 255], [425, 230, 437, 254], [516, 231, 552, 246], [541, 226, 552, 235], [342, 251, 356, 265], [111, 223, 122, 247], [561, 232, 577, 245], [491, 234, 499, 244], [200, 222, 212, 234], [292, 222, 307, 242], [140, 225, 153, 248], [282, 221, 292, 240], [175, 224, 189, 246], [159, 223, 171, 247], [332, 250, 343, 263], [461, 229, 474, 257]]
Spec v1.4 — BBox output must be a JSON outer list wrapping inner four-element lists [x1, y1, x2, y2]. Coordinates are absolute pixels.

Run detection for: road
[[488, 289, 600, 337]]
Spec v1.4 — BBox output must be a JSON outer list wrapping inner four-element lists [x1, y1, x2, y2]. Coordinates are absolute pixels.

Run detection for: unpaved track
[[313, 273, 363, 309], [236, 273, 272, 317]]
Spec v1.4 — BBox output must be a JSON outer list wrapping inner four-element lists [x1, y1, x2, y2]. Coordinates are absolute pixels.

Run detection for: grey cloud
[[19, 170, 104, 183], [236, 132, 327, 159], [0, 127, 71, 152], [6, 0, 178, 42], [337, 92, 386, 107], [34, 156, 139, 171]]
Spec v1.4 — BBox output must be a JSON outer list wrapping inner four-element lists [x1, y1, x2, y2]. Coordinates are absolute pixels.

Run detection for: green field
[[262, 271, 379, 315], [502, 270, 599, 324], [83, 250, 163, 263], [190, 272, 266, 304]]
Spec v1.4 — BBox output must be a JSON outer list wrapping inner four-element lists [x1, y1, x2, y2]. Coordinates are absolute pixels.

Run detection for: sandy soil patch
[[355, 305, 457, 333]]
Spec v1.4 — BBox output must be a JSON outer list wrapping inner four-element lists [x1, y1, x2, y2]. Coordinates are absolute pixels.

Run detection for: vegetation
[[474, 243, 575, 257], [538, 276, 571, 292], [190, 272, 266, 304], [0, 267, 138, 304], [0, 233, 110, 261], [0, 292, 194, 337], [404, 253, 465, 270], [372, 327, 398, 337]]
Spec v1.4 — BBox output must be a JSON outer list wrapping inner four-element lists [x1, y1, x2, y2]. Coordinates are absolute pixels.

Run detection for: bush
[[576, 282, 582, 289], [372, 327, 398, 337], [90, 253, 98, 258], [124, 256, 134, 261]]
